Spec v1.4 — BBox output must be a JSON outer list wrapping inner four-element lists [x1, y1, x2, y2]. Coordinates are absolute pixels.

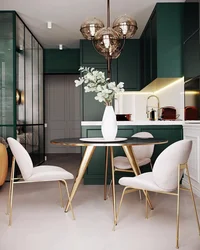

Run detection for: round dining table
[[51, 137, 168, 224]]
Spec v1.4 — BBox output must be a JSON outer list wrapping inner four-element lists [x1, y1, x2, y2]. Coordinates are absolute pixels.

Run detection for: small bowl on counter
[[116, 114, 132, 121]]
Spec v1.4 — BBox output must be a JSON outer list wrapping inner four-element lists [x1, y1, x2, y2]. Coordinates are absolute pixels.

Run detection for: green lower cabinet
[[82, 125, 183, 185], [138, 125, 183, 164]]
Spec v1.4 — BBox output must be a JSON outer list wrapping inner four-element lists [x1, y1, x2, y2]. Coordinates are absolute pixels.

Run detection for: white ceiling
[[0, 0, 185, 49]]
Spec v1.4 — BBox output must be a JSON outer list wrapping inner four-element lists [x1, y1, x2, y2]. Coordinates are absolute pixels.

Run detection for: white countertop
[[81, 120, 185, 126]]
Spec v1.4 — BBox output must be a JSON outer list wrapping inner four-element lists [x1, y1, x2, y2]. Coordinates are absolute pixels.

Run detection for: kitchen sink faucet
[[146, 95, 160, 120]]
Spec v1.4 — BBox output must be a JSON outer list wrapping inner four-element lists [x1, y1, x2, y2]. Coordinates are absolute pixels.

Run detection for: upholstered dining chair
[[115, 140, 200, 249], [7, 137, 75, 225], [105, 132, 154, 199]]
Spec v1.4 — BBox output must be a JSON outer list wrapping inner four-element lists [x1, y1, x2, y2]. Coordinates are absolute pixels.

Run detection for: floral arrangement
[[75, 67, 124, 106]]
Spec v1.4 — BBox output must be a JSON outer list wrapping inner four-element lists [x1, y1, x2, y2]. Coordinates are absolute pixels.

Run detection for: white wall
[[115, 78, 185, 121]]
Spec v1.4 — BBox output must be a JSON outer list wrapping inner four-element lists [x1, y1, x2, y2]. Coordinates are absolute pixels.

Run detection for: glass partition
[[0, 11, 44, 167]]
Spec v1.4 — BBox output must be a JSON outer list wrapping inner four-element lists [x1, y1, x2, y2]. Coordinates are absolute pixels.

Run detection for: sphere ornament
[[113, 15, 138, 39], [80, 18, 104, 40], [93, 27, 122, 58]]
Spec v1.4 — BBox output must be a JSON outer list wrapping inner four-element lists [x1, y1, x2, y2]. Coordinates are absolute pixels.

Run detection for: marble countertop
[[81, 120, 185, 126]]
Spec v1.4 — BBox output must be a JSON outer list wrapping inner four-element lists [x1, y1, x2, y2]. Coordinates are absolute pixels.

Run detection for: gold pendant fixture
[[80, 0, 138, 59]]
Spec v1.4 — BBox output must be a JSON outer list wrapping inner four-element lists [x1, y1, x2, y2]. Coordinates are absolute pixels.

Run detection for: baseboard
[[182, 176, 200, 197]]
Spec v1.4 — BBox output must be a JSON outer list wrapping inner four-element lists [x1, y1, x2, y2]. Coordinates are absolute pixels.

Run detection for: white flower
[[74, 77, 84, 87], [117, 82, 124, 89], [108, 82, 116, 89], [75, 66, 125, 105]]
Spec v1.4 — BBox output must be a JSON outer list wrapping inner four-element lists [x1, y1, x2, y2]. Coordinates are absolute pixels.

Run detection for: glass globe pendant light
[[80, 0, 138, 59]]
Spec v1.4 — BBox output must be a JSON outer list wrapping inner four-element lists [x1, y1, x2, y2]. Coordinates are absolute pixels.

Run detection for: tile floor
[[0, 153, 200, 250]]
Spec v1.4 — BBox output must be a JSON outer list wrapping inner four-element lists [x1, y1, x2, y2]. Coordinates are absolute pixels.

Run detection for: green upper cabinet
[[183, 1, 200, 80], [184, 1, 199, 43], [140, 3, 183, 89], [184, 31, 200, 80], [44, 49, 80, 74], [80, 39, 140, 91], [116, 39, 140, 91], [80, 40, 106, 66]]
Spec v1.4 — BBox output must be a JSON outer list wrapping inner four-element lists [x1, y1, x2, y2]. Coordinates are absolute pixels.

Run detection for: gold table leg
[[104, 146, 109, 200], [110, 147, 117, 224], [122, 145, 154, 210], [65, 145, 96, 212]]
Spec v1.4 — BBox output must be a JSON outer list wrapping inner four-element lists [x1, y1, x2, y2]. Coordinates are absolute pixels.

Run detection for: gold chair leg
[[185, 164, 200, 236], [145, 191, 148, 219], [58, 181, 64, 208], [62, 180, 75, 220], [176, 166, 181, 249], [8, 179, 14, 226], [113, 186, 128, 231], [107, 179, 113, 199], [7, 157, 15, 215], [139, 190, 142, 200], [104, 146, 109, 200], [122, 145, 154, 210]]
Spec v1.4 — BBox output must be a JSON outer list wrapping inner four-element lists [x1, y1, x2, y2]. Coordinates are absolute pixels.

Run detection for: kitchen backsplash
[[115, 78, 184, 121]]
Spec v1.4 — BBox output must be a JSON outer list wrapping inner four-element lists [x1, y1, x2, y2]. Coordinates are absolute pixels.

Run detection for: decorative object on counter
[[116, 114, 131, 121], [0, 137, 8, 186], [161, 106, 177, 120], [146, 95, 160, 120], [80, 0, 137, 79], [185, 106, 198, 120], [150, 109, 156, 121], [75, 67, 124, 140]]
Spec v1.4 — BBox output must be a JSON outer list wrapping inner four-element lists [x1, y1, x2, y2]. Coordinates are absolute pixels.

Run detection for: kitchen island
[[81, 121, 183, 184]]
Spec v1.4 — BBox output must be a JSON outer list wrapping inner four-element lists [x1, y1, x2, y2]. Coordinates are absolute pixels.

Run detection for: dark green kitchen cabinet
[[80, 40, 106, 66], [184, 1, 199, 43], [44, 49, 80, 74], [116, 39, 140, 91], [81, 125, 183, 185], [137, 125, 183, 164], [140, 3, 183, 89], [184, 31, 200, 80]]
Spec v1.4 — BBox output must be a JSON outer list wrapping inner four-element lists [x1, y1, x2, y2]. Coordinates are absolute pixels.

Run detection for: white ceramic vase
[[101, 105, 118, 141]]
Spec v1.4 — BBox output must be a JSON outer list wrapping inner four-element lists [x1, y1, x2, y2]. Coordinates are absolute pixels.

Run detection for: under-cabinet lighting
[[185, 91, 200, 95], [154, 77, 184, 94], [116, 91, 153, 96]]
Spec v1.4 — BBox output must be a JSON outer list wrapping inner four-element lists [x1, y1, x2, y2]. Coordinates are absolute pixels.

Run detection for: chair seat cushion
[[114, 156, 151, 170], [27, 165, 74, 182], [119, 172, 166, 192]]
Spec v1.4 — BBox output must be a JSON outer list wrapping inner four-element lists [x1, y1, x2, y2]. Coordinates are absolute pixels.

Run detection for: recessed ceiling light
[[47, 21, 52, 29], [59, 44, 63, 50]]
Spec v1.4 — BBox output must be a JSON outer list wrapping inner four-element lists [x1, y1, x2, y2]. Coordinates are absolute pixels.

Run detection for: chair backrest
[[131, 132, 154, 160], [153, 139, 192, 191], [7, 137, 33, 180]]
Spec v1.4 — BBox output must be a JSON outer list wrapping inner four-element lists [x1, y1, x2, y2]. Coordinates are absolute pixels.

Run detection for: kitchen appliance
[[160, 106, 177, 120], [116, 114, 131, 121], [185, 106, 198, 120]]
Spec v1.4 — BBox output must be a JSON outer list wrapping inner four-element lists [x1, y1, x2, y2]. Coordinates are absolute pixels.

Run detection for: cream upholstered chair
[[114, 132, 154, 171], [7, 137, 75, 225], [105, 132, 154, 199], [115, 140, 200, 249]]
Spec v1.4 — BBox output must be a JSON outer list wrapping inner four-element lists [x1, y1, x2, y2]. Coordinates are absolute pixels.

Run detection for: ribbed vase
[[101, 105, 118, 141]]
